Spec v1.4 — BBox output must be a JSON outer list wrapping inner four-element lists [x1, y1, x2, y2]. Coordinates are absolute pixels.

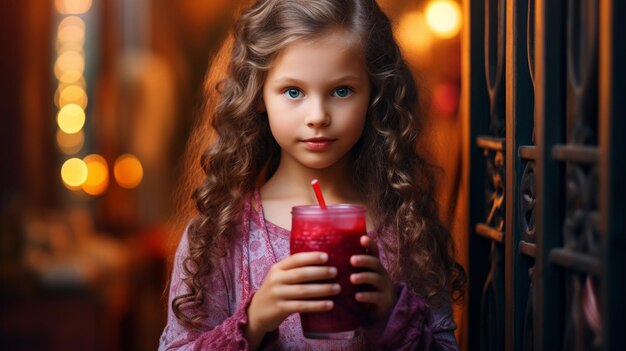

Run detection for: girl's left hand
[[350, 235, 397, 320]]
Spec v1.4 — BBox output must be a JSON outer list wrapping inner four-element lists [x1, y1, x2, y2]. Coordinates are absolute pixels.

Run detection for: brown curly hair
[[173, 0, 466, 328]]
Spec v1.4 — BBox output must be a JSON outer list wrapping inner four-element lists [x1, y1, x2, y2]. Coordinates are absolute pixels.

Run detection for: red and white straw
[[311, 179, 327, 209]]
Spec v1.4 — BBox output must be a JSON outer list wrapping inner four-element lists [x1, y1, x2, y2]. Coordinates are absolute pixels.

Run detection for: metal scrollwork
[[526, 0, 535, 88], [478, 1, 506, 350], [562, 273, 602, 351], [561, 0, 602, 349], [566, 0, 598, 145], [526, 0, 537, 145], [563, 164, 599, 255], [484, 0, 506, 137], [520, 161, 536, 243], [485, 148, 505, 232], [561, 164, 601, 349], [480, 242, 504, 351], [582, 275, 603, 347]]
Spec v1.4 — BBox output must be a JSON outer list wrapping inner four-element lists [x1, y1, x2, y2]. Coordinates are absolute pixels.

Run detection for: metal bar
[[476, 135, 506, 151], [519, 240, 536, 257], [551, 144, 599, 164], [534, 0, 566, 350], [506, 0, 535, 349], [548, 248, 602, 275], [599, 0, 626, 349], [463, 0, 492, 349], [518, 145, 536, 160], [476, 223, 504, 243]]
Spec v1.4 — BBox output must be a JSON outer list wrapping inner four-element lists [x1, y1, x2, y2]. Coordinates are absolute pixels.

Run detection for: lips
[[301, 137, 336, 151]]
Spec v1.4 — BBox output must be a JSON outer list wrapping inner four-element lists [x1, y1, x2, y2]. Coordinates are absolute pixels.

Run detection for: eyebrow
[[269, 75, 365, 86]]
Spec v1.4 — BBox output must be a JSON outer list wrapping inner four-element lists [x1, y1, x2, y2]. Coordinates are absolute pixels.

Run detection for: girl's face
[[262, 30, 371, 171]]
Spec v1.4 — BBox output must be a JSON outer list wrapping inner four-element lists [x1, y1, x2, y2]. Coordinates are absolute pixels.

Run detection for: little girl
[[160, 0, 465, 350]]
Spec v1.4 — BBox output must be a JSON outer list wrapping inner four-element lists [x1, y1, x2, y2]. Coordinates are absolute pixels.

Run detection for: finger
[[276, 283, 341, 299], [360, 235, 379, 257], [281, 266, 338, 284], [276, 300, 334, 314], [350, 254, 385, 273], [278, 252, 328, 270], [354, 291, 388, 304], [350, 271, 388, 291]]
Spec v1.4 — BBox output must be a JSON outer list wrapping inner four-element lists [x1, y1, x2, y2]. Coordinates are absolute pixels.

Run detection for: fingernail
[[332, 284, 341, 292], [320, 253, 328, 261], [329, 267, 337, 276]]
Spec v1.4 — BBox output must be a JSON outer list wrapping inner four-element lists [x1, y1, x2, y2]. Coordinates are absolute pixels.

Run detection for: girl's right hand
[[246, 252, 340, 336]]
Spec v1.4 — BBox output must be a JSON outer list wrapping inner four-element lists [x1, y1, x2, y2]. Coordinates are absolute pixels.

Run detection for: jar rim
[[291, 204, 366, 215]]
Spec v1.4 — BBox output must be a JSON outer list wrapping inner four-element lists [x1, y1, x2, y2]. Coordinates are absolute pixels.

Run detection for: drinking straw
[[311, 179, 327, 209]]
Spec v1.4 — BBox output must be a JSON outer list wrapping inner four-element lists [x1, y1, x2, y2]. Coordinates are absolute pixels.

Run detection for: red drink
[[290, 204, 368, 339]]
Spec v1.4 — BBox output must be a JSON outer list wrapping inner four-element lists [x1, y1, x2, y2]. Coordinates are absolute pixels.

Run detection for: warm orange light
[[59, 85, 88, 109], [57, 16, 85, 47], [61, 158, 88, 188], [57, 129, 84, 154], [114, 154, 144, 189], [82, 154, 109, 195], [425, 0, 462, 39], [58, 15, 85, 33], [57, 103, 85, 134], [54, 50, 85, 79], [58, 70, 84, 85], [54, 79, 87, 101], [396, 11, 433, 62], [55, 0, 93, 15]]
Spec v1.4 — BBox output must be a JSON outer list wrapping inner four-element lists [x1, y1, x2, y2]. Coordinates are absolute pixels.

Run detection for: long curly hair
[[173, 0, 466, 328]]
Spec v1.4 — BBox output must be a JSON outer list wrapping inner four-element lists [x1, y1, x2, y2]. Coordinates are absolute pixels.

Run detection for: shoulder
[[428, 289, 457, 331], [174, 216, 249, 266]]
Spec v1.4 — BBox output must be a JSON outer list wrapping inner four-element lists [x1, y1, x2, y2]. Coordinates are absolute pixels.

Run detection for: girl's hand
[[350, 235, 397, 320], [246, 252, 340, 338]]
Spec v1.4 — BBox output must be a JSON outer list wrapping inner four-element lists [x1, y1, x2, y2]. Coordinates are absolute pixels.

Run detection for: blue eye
[[284, 88, 303, 99], [333, 87, 352, 98]]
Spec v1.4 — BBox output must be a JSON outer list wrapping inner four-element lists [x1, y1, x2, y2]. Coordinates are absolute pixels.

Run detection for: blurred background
[[0, 0, 466, 350]]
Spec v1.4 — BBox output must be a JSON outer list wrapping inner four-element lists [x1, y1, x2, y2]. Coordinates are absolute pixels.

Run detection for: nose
[[304, 97, 330, 127]]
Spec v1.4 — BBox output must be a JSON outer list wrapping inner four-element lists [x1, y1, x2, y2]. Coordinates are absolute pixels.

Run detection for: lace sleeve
[[158, 228, 251, 351], [429, 290, 460, 351], [363, 284, 459, 351]]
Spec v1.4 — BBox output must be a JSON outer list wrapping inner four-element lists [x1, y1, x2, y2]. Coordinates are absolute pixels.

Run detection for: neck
[[261, 154, 362, 205]]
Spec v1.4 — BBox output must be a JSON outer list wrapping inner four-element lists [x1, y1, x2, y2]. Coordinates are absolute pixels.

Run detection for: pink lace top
[[159, 192, 459, 350]]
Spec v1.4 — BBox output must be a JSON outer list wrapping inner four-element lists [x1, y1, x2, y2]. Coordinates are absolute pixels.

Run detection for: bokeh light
[[58, 85, 88, 109], [82, 154, 109, 195], [56, 129, 85, 155], [433, 82, 461, 116], [58, 70, 84, 85], [55, 0, 93, 15], [396, 11, 433, 63], [57, 103, 86, 134], [61, 158, 88, 188], [56, 2, 91, 193], [54, 50, 85, 79], [57, 16, 85, 49], [425, 0, 462, 39], [114, 154, 144, 189]]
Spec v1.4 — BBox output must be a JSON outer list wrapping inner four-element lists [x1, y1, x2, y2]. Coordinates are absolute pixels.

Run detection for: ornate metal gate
[[463, 0, 625, 350]]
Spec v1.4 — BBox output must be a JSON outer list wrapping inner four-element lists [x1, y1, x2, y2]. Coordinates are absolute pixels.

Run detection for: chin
[[303, 162, 336, 170], [299, 157, 342, 170]]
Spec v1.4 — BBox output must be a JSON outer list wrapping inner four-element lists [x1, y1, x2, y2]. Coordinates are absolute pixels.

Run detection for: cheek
[[349, 118, 367, 142], [344, 103, 369, 138], [267, 116, 292, 145], [265, 100, 290, 140]]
